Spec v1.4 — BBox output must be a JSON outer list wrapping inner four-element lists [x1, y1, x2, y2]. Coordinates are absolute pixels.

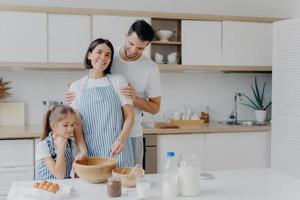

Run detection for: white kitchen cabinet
[[92, 15, 150, 57], [222, 21, 272, 66], [0, 11, 47, 62], [0, 139, 34, 196], [48, 14, 91, 63], [181, 20, 222, 65], [206, 132, 271, 170], [0, 139, 34, 167], [157, 132, 270, 172], [157, 134, 205, 173]]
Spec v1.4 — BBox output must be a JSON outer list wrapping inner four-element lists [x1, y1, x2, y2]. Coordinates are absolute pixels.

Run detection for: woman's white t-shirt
[[69, 74, 132, 110]]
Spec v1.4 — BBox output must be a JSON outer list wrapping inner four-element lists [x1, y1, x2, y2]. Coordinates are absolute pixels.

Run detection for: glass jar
[[107, 176, 121, 198], [178, 155, 201, 196], [200, 105, 210, 123]]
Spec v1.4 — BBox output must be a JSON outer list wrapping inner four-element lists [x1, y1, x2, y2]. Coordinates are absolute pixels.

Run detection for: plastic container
[[162, 151, 178, 198]]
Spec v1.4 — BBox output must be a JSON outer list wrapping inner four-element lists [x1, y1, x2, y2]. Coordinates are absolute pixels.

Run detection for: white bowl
[[154, 52, 164, 64], [155, 30, 174, 42], [167, 52, 178, 64]]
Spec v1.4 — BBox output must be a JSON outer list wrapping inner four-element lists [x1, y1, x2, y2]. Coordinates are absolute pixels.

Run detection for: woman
[[69, 38, 134, 167]]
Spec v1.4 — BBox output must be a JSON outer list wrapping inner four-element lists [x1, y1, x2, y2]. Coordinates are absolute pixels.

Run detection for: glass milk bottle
[[178, 155, 201, 196]]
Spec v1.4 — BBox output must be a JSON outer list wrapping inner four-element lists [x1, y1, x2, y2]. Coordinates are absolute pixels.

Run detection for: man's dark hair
[[128, 20, 154, 42]]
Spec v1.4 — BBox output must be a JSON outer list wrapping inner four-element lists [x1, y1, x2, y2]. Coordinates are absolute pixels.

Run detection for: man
[[66, 20, 161, 166]]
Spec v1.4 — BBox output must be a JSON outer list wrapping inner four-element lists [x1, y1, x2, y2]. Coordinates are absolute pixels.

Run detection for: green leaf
[[263, 102, 272, 110], [251, 85, 261, 108], [261, 81, 266, 107], [254, 77, 261, 106], [240, 93, 260, 109], [240, 102, 259, 110]]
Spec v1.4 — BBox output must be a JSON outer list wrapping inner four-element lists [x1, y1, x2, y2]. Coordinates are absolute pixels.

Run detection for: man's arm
[[121, 84, 161, 114]]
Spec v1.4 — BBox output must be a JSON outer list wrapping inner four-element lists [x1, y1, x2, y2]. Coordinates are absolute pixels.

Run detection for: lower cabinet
[[0, 139, 35, 198], [206, 132, 271, 170], [157, 132, 270, 173]]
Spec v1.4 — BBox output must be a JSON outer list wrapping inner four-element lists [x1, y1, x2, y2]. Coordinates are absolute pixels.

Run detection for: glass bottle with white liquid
[[178, 154, 201, 196]]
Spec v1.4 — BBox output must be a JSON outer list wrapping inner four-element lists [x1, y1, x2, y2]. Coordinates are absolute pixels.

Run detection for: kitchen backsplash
[[2, 70, 271, 124]]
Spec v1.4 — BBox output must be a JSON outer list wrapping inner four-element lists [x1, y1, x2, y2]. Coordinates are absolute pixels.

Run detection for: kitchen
[[1, 0, 300, 199]]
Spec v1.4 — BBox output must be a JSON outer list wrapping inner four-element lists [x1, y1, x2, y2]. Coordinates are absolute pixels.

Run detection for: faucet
[[229, 93, 242, 123]]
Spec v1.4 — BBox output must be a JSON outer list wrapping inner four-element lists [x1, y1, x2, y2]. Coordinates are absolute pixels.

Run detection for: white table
[[8, 168, 300, 200]]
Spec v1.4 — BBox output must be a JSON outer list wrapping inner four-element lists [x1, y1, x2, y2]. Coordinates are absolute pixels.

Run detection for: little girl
[[36, 105, 78, 180]]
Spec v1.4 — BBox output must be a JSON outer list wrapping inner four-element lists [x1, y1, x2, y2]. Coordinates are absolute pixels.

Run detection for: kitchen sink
[[218, 120, 266, 126]]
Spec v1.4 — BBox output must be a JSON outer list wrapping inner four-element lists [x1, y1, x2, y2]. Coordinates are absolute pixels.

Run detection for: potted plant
[[240, 77, 271, 123], [0, 77, 12, 100]]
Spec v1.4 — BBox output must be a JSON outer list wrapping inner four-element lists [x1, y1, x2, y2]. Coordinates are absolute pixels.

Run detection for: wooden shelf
[[152, 41, 181, 45], [0, 62, 271, 73], [158, 64, 272, 73]]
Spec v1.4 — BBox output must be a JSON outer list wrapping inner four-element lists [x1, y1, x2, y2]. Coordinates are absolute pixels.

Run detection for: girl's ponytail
[[41, 109, 52, 140]]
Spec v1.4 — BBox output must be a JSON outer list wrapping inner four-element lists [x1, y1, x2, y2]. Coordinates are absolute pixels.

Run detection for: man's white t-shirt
[[111, 51, 162, 138], [69, 74, 133, 110]]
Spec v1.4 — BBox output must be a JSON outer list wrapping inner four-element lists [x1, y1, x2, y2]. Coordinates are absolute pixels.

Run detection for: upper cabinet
[[92, 15, 150, 57], [48, 14, 91, 63], [0, 6, 279, 72], [181, 20, 222, 65], [222, 21, 273, 66], [0, 12, 47, 62]]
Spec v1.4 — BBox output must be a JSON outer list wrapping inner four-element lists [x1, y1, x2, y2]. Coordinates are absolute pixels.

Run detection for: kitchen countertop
[[0, 124, 41, 139], [0, 122, 271, 139], [143, 121, 271, 135], [8, 168, 300, 200]]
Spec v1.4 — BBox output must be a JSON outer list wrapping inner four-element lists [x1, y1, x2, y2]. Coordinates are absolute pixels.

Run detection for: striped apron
[[79, 76, 134, 167], [37, 133, 73, 180]]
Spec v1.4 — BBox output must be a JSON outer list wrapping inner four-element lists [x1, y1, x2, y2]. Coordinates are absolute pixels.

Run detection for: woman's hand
[[75, 151, 88, 161], [111, 139, 125, 156]]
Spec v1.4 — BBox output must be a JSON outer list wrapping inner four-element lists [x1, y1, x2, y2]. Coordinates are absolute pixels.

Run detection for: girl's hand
[[54, 136, 67, 152], [111, 139, 125, 156]]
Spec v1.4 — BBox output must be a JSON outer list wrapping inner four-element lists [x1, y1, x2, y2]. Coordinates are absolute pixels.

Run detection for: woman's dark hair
[[128, 20, 154, 42], [83, 38, 114, 75], [41, 105, 75, 140]]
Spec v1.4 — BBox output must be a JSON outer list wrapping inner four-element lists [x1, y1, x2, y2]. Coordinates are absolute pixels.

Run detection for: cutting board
[[172, 119, 205, 127], [0, 102, 25, 126]]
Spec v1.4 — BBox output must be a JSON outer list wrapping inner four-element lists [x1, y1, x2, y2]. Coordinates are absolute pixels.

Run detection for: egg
[[47, 185, 57, 193], [42, 184, 49, 190], [52, 183, 60, 191]]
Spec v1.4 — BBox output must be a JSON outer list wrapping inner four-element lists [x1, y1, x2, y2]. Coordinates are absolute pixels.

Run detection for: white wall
[[2, 70, 271, 125], [0, 0, 299, 18]]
